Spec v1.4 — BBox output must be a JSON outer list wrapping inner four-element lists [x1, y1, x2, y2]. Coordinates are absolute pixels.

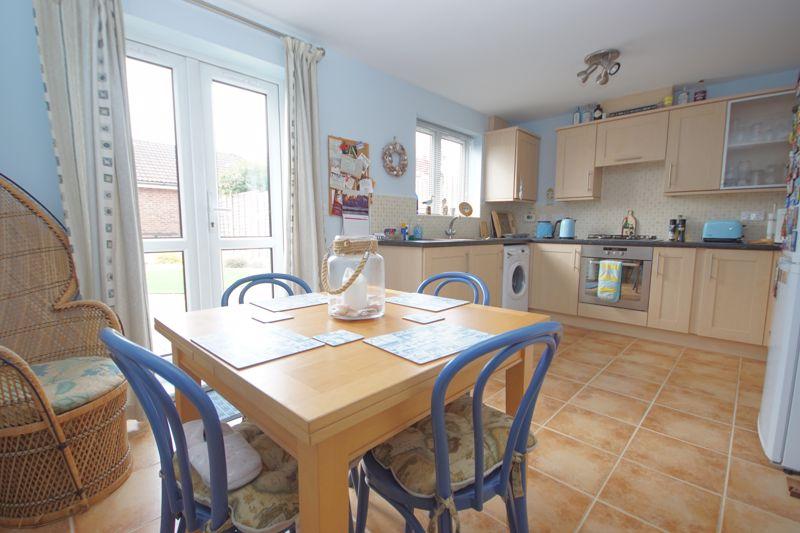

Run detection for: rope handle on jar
[[319, 238, 377, 295]]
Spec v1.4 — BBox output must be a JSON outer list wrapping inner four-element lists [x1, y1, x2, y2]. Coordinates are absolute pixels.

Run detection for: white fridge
[[758, 72, 800, 471]]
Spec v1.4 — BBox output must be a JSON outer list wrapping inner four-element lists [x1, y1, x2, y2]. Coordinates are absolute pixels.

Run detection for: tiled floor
[[12, 326, 800, 532]]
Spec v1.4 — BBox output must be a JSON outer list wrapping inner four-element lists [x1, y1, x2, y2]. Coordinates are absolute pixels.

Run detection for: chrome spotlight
[[577, 49, 621, 85]]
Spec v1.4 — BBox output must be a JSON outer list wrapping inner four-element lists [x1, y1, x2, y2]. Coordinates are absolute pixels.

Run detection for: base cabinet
[[691, 249, 772, 344], [529, 243, 581, 315], [647, 248, 696, 333]]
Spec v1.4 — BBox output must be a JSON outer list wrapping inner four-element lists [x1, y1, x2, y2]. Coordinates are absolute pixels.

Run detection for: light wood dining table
[[155, 290, 549, 533]]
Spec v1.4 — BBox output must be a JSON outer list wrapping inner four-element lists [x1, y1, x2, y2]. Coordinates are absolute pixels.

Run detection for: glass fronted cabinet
[[721, 90, 794, 189]]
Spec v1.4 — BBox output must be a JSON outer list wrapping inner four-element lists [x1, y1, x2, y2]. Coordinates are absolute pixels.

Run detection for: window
[[415, 121, 471, 216]]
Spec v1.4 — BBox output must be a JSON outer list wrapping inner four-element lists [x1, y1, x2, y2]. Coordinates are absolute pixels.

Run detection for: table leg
[[296, 437, 350, 533], [505, 345, 534, 416], [172, 345, 201, 422]]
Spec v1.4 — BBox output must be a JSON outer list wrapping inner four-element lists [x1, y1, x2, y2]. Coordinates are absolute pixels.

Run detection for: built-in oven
[[579, 244, 653, 311]]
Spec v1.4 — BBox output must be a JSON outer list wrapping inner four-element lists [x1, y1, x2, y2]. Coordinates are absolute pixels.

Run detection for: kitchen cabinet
[[484, 127, 539, 202], [529, 243, 581, 315], [595, 112, 668, 166], [664, 102, 727, 193], [379, 244, 503, 306], [647, 248, 696, 333], [692, 249, 772, 344], [762, 251, 782, 346], [555, 124, 601, 201]]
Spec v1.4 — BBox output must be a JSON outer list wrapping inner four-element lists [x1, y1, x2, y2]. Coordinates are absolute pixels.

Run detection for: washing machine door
[[510, 261, 527, 296]]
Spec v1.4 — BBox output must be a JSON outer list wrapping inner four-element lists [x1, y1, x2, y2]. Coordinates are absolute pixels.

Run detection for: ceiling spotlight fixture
[[577, 48, 621, 86]]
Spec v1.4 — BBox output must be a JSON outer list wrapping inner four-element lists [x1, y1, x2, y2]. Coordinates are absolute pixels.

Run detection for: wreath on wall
[[382, 138, 408, 177]]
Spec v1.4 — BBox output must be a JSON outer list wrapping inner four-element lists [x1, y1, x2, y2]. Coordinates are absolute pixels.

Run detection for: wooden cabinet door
[[647, 248, 696, 333], [595, 112, 668, 166], [529, 243, 581, 315], [466, 245, 503, 306], [693, 249, 772, 344], [422, 247, 471, 301], [516, 130, 539, 202], [665, 102, 727, 193], [484, 127, 516, 202], [555, 125, 601, 200], [762, 251, 781, 346], [379, 246, 422, 293]]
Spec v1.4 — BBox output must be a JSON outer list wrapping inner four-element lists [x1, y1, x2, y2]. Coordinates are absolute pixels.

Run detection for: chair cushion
[[30, 356, 125, 414], [371, 396, 536, 498], [175, 422, 299, 533]]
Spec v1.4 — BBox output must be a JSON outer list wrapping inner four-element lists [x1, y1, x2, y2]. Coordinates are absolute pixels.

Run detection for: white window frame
[[415, 120, 471, 216]]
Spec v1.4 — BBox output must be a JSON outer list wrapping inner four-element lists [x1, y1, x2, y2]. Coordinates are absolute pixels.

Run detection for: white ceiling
[[232, 0, 800, 122]]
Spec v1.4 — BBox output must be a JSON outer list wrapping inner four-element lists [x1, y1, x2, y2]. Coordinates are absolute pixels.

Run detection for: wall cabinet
[[691, 249, 772, 344], [664, 102, 728, 193], [379, 244, 503, 306], [484, 127, 539, 202], [555, 125, 601, 201], [529, 243, 581, 315], [595, 112, 668, 166], [647, 248, 696, 333]]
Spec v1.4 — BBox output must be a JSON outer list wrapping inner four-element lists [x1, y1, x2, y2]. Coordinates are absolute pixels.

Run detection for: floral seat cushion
[[174, 422, 299, 533], [30, 356, 125, 414], [371, 396, 537, 498]]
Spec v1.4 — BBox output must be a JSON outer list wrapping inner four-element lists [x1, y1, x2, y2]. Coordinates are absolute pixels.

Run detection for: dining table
[[155, 290, 549, 533]]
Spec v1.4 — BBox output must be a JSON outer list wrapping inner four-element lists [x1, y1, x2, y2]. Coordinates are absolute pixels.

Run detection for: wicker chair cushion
[[370, 396, 537, 498], [30, 356, 125, 414], [174, 421, 299, 533]]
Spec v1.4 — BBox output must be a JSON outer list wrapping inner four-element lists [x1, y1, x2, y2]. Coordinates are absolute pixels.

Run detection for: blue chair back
[[417, 272, 490, 305], [431, 321, 561, 506], [100, 328, 229, 532], [221, 273, 312, 306]]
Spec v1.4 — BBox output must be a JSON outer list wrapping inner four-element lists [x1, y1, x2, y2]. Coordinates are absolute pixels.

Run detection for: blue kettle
[[536, 220, 554, 239], [554, 218, 576, 239]]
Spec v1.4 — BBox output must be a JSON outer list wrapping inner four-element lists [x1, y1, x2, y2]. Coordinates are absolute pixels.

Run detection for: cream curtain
[[283, 37, 326, 289], [33, 2, 151, 359]]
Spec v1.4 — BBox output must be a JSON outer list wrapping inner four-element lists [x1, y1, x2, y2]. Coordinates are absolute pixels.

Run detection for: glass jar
[[321, 235, 385, 320]]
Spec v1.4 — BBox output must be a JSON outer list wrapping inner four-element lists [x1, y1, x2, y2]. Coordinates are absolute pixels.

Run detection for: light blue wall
[[516, 68, 799, 206], [0, 1, 63, 220]]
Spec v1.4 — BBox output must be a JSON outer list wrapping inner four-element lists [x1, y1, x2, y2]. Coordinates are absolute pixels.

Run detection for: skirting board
[[532, 308, 768, 360]]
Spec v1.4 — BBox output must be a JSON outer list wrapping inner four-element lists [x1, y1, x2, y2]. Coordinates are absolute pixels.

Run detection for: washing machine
[[502, 244, 529, 311]]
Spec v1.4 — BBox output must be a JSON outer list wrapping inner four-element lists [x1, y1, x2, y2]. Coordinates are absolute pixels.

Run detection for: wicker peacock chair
[[0, 174, 131, 527]]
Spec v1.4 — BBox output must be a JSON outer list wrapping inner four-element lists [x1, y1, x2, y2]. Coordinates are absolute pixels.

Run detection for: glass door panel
[[220, 248, 274, 304], [143, 252, 187, 355]]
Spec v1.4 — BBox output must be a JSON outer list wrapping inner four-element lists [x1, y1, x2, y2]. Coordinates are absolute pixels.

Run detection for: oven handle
[[586, 259, 643, 268]]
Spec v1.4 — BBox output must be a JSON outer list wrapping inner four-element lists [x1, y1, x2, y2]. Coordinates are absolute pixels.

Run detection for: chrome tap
[[445, 216, 458, 238]]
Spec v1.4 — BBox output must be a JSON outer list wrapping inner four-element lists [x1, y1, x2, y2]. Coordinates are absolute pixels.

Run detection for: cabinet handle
[[587, 170, 593, 192], [667, 163, 674, 188], [518, 182, 523, 198], [657, 255, 664, 276], [573, 249, 580, 270], [709, 257, 718, 280], [615, 155, 643, 162]]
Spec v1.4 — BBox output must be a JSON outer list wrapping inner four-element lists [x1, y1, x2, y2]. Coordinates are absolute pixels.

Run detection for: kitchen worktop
[[378, 236, 782, 251]]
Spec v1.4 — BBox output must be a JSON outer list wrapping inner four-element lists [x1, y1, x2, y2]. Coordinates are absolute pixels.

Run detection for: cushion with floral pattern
[[30, 356, 125, 414]]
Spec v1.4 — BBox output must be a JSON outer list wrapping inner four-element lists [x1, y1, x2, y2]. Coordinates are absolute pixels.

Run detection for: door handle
[[615, 155, 643, 162], [587, 170, 593, 192], [518, 182, 523, 199], [667, 163, 674, 189]]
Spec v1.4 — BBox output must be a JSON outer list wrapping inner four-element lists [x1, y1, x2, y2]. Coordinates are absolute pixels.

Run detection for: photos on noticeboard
[[328, 135, 373, 218]]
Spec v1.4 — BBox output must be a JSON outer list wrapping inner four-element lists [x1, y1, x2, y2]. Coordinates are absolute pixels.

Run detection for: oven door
[[579, 257, 652, 311]]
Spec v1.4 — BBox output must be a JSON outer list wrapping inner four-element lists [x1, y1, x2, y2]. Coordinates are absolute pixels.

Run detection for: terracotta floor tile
[[130, 518, 161, 533], [570, 386, 650, 425], [580, 502, 661, 532], [732, 428, 772, 467], [532, 395, 566, 425], [600, 460, 721, 532], [740, 358, 767, 390], [129, 430, 160, 472], [736, 404, 759, 431], [624, 428, 728, 493], [563, 324, 592, 339], [626, 339, 684, 358], [738, 382, 763, 409], [5, 520, 72, 533], [484, 468, 593, 532], [485, 389, 506, 411], [549, 357, 603, 383], [585, 331, 636, 349], [410, 506, 507, 532], [546, 404, 636, 455], [682, 348, 741, 370], [728, 458, 800, 522], [605, 359, 670, 384], [73, 463, 162, 533], [572, 337, 624, 354], [667, 367, 737, 402], [482, 378, 505, 399], [589, 371, 661, 402], [673, 356, 739, 384], [656, 383, 734, 424], [529, 428, 618, 495], [616, 350, 676, 371], [560, 344, 617, 368], [540, 373, 584, 401], [642, 404, 731, 453], [722, 497, 800, 533]]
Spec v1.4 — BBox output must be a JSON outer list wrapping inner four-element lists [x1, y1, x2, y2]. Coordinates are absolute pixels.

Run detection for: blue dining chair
[[99, 328, 299, 533], [221, 273, 312, 306], [354, 321, 562, 533], [417, 272, 490, 305]]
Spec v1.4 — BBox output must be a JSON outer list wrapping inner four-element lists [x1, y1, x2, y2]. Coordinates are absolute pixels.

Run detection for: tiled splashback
[[370, 195, 487, 239]]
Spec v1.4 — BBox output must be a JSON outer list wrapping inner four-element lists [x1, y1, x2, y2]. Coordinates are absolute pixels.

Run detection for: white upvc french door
[[125, 41, 283, 354]]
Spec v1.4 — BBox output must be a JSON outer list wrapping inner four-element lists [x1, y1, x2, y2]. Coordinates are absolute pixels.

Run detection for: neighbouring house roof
[[133, 139, 246, 188]]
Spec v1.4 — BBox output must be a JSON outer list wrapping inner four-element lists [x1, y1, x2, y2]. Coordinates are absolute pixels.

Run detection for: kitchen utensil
[[554, 218, 576, 239], [536, 220, 554, 239]]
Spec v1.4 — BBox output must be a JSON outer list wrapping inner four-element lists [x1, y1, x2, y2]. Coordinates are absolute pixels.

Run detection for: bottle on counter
[[593, 104, 604, 121], [667, 219, 677, 241], [573, 107, 581, 125], [677, 217, 687, 242]]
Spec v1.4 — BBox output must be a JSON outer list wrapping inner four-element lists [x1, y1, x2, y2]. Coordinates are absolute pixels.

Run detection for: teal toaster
[[702, 220, 743, 242]]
